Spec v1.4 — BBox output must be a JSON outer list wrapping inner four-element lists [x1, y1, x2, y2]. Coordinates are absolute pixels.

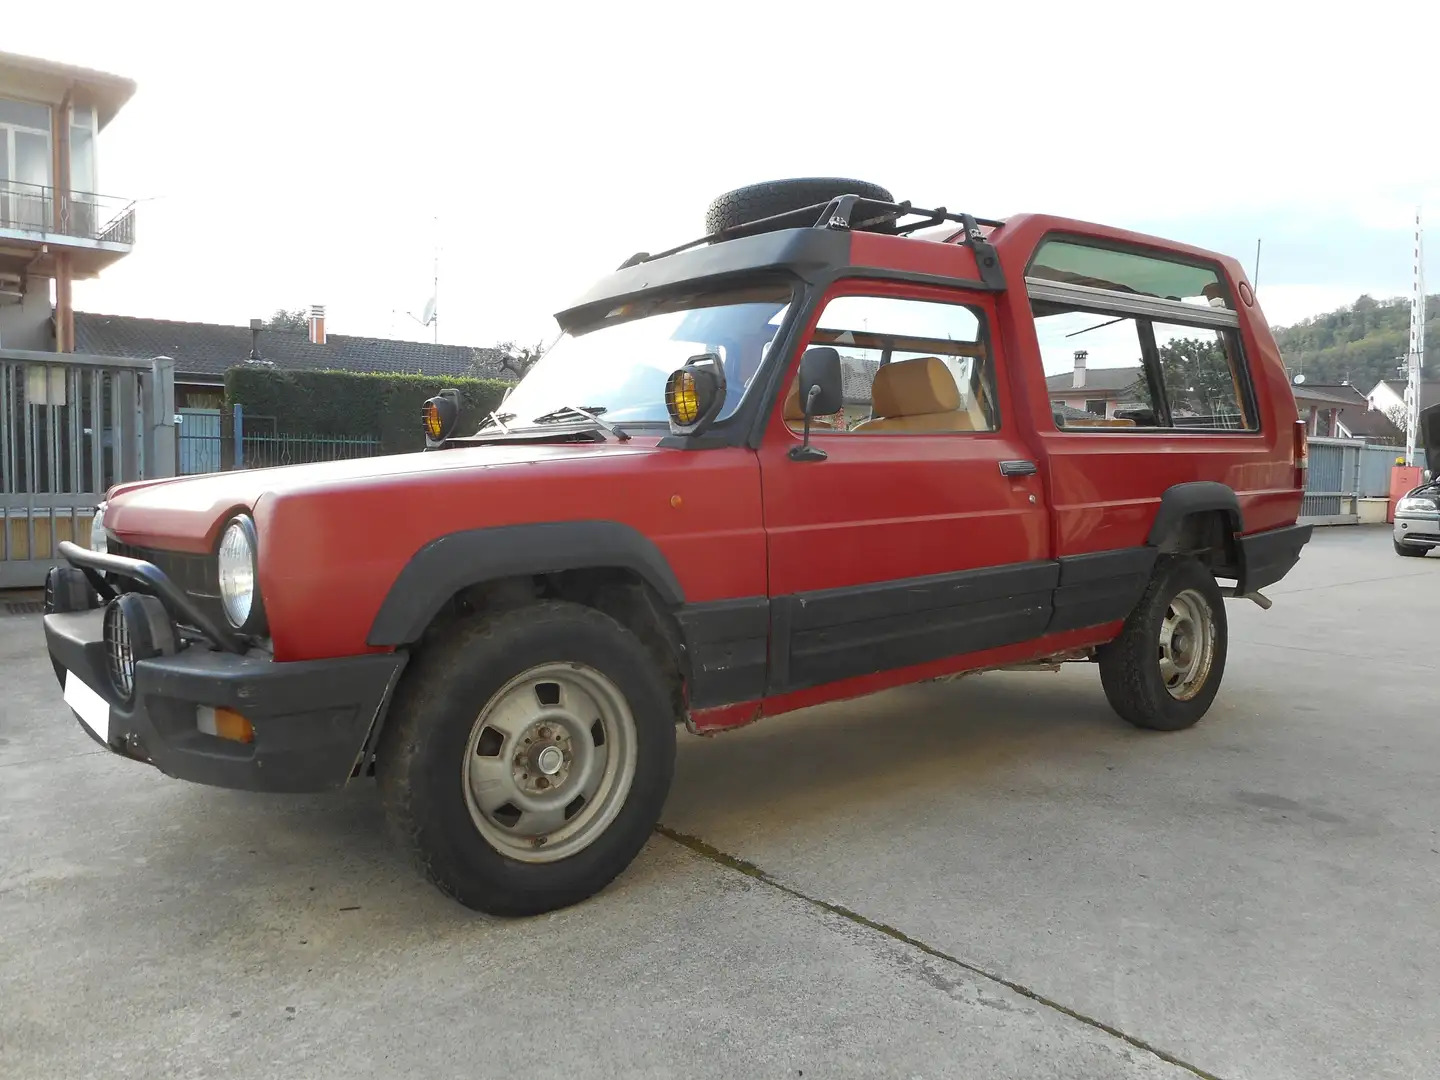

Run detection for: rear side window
[[1031, 305, 1256, 432], [1028, 237, 1257, 433]]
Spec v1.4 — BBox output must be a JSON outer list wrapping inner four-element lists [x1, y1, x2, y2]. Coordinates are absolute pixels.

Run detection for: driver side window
[[784, 294, 998, 434]]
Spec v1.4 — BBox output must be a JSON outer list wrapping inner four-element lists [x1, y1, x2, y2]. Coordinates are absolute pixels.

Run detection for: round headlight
[[90, 502, 108, 553], [217, 516, 262, 630]]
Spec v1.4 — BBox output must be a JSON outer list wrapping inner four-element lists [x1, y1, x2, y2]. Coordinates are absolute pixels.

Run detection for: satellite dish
[[420, 296, 436, 326], [1293, 373, 1306, 384]]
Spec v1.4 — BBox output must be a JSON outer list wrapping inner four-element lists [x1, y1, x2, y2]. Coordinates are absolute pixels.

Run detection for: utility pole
[[1405, 207, 1425, 467]]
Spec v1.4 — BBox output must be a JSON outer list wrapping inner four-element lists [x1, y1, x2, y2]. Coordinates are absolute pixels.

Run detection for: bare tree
[[1384, 403, 1409, 432], [494, 339, 547, 379]]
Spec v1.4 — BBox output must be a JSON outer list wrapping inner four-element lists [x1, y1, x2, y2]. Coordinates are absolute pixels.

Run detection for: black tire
[[1097, 556, 1228, 732], [376, 601, 677, 917], [1394, 539, 1430, 557], [704, 177, 895, 235]]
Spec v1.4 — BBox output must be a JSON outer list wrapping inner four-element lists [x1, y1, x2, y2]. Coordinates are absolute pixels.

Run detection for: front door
[[757, 280, 1053, 697]]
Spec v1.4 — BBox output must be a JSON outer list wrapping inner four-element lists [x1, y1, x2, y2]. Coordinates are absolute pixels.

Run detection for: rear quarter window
[[1027, 237, 1258, 433]]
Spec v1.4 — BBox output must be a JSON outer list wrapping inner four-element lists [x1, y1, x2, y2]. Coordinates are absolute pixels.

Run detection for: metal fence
[[232, 407, 382, 470], [1301, 436, 1406, 525], [240, 431, 382, 469], [173, 405, 384, 475], [0, 180, 137, 246], [1, 349, 175, 588]]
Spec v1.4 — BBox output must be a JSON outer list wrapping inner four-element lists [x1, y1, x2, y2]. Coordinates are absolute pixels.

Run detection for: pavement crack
[[657, 824, 1228, 1080], [0, 748, 105, 770], [1272, 569, 1435, 595]]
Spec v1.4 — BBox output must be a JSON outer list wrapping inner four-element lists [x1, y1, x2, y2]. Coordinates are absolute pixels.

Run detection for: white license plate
[[63, 670, 111, 744]]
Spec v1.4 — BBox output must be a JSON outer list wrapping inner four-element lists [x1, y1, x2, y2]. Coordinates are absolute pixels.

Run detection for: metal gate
[[1301, 436, 1408, 526], [1, 349, 175, 588], [177, 407, 222, 475]]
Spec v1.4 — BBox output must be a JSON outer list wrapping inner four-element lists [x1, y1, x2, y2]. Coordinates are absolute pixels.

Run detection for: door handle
[[999, 460, 1038, 477]]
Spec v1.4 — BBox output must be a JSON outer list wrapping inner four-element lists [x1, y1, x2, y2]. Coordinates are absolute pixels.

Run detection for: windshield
[[492, 283, 794, 428]]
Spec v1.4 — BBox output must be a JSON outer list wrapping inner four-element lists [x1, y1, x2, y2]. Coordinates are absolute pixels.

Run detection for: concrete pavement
[[2, 527, 1435, 1079]]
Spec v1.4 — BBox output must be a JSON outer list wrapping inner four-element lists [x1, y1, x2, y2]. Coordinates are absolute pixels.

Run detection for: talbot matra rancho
[[43, 178, 1312, 916]]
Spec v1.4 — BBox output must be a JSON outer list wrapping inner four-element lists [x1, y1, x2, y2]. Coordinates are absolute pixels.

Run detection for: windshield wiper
[[532, 405, 608, 421], [531, 405, 630, 442], [481, 411, 516, 433]]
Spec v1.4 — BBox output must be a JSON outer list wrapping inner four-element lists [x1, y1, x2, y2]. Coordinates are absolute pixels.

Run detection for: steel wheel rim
[[462, 662, 638, 864], [1157, 588, 1216, 701]]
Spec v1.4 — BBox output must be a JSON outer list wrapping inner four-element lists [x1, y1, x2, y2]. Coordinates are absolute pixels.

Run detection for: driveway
[[1, 527, 1435, 1079]]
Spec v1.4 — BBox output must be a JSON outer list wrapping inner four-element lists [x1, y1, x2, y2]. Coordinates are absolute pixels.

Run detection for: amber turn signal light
[[197, 705, 254, 744]]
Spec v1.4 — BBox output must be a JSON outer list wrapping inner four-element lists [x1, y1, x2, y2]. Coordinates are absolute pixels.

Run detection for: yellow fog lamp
[[663, 353, 726, 436], [422, 388, 461, 448]]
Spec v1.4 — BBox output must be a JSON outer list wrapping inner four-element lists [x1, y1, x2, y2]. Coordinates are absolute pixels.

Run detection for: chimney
[[309, 304, 326, 345], [249, 318, 263, 360], [1072, 349, 1087, 390]]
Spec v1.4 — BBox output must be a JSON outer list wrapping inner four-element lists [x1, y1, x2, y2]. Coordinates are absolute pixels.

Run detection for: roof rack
[[617, 196, 1007, 290]]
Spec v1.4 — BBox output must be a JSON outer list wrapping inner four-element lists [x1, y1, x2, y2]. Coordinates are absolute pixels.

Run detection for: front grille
[[108, 540, 226, 631]]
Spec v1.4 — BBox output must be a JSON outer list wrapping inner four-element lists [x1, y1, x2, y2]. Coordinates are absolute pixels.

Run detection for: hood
[[104, 440, 659, 551], [1424, 403, 1440, 478]]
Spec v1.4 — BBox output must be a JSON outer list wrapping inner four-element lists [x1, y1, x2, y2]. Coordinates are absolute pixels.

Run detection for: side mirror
[[789, 347, 842, 462], [664, 352, 727, 436], [422, 388, 462, 449]]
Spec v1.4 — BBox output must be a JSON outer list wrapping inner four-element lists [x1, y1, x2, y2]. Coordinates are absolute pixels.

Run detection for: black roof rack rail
[[616, 196, 1007, 290]]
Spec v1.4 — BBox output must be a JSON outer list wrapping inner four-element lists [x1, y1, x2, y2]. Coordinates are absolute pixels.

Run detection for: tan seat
[[852, 357, 974, 433], [783, 378, 835, 429], [1065, 417, 1137, 428]]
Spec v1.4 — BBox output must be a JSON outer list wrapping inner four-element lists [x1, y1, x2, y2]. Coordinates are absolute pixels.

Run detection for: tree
[[1125, 335, 1240, 419], [265, 308, 309, 332], [1385, 403, 1410, 431]]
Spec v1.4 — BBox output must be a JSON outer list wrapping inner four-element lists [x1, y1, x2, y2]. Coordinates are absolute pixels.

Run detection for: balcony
[[0, 181, 136, 277]]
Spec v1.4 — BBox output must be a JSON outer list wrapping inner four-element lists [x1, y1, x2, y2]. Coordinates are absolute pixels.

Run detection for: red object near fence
[[1389, 465, 1424, 522]]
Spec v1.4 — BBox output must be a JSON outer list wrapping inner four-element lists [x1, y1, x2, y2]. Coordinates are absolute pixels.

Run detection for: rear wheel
[[1098, 556, 1227, 731], [1394, 539, 1431, 557], [377, 601, 677, 916]]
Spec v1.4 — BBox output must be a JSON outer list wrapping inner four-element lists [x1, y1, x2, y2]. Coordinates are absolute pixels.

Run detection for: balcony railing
[[0, 181, 136, 246]]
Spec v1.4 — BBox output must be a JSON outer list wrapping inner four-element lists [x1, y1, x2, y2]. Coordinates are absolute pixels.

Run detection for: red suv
[[43, 178, 1312, 916]]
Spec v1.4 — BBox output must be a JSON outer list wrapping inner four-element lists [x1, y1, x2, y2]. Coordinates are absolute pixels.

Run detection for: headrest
[[870, 357, 961, 418], [783, 379, 805, 421]]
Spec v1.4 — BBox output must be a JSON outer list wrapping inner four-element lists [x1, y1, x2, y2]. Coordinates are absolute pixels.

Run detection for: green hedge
[[223, 368, 512, 454]]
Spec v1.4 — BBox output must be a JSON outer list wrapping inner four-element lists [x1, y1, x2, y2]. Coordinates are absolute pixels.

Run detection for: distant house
[[1366, 378, 1440, 432], [72, 306, 513, 408], [1044, 354, 1143, 418]]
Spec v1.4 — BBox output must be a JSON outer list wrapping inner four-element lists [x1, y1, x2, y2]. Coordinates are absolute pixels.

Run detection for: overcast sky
[[10, 0, 1438, 365]]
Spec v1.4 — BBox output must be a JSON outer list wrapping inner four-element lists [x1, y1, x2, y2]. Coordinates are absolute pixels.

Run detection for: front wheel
[[377, 602, 677, 916], [1097, 556, 1227, 731]]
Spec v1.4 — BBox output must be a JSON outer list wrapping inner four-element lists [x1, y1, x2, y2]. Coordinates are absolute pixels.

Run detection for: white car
[[1394, 406, 1439, 558]]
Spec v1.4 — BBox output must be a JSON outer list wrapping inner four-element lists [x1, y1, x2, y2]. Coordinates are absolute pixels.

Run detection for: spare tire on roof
[[704, 177, 896, 236]]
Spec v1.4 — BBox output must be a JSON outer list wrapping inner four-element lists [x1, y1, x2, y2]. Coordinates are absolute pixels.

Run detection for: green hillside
[[1272, 294, 1437, 388]]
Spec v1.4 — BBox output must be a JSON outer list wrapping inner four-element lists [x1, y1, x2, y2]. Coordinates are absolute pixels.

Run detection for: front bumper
[[1394, 511, 1440, 548], [43, 542, 408, 793], [46, 611, 406, 792]]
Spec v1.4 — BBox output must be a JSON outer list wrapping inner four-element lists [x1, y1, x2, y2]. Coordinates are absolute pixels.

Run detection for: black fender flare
[[1145, 482, 1244, 547], [366, 521, 685, 647]]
